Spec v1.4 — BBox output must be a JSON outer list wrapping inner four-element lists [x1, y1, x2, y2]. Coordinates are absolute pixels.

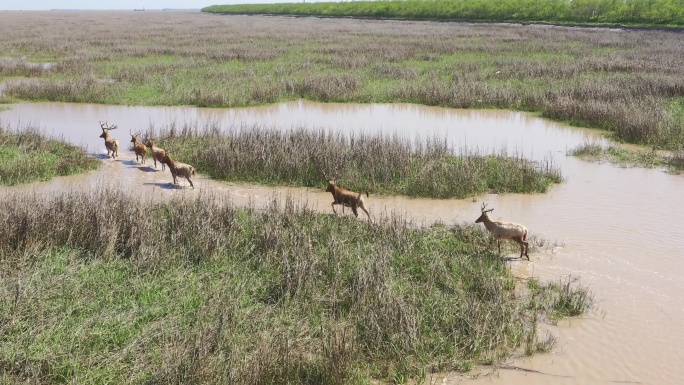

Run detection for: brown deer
[[475, 202, 529, 260], [129, 131, 147, 164], [98, 121, 119, 159], [326, 179, 370, 220], [145, 140, 166, 171], [160, 150, 195, 189]]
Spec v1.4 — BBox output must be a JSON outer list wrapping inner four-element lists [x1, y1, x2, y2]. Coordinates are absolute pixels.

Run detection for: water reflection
[[0, 100, 607, 160]]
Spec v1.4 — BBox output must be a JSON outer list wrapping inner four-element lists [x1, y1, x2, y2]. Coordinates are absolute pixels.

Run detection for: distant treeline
[[202, 0, 684, 27]]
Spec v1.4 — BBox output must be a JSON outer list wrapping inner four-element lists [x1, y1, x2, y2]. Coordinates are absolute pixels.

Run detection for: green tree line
[[203, 0, 684, 27]]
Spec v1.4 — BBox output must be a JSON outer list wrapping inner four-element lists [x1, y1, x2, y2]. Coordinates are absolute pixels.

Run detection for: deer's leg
[[187, 176, 194, 189], [351, 205, 359, 217], [513, 237, 529, 260], [361, 206, 370, 220], [331, 202, 339, 216]]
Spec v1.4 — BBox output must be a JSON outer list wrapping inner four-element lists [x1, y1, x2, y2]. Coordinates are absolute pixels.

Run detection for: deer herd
[[99, 121, 532, 260], [99, 121, 195, 189]]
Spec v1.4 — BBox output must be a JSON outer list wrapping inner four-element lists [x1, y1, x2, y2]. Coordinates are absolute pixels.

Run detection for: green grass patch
[[0, 125, 99, 185], [0, 189, 593, 384], [203, 0, 684, 27]]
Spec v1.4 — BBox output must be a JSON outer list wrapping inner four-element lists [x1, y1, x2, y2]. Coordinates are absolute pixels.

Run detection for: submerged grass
[[0, 188, 593, 384], [151, 123, 562, 198], [0, 124, 99, 185], [570, 142, 684, 173]]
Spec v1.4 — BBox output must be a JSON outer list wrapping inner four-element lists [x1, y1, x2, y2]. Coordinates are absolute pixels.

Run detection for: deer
[[160, 150, 195, 189], [129, 131, 147, 164], [475, 202, 529, 260], [326, 179, 370, 220], [98, 121, 119, 159], [145, 140, 166, 171]]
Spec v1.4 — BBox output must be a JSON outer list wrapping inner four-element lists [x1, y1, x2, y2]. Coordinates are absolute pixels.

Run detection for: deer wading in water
[[475, 202, 529, 260], [98, 121, 119, 159]]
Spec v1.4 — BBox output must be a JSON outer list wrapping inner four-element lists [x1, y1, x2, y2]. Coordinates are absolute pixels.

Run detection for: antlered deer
[[160, 150, 195, 189], [326, 179, 370, 220], [98, 121, 119, 159], [129, 131, 147, 164], [145, 140, 166, 171], [475, 202, 529, 260]]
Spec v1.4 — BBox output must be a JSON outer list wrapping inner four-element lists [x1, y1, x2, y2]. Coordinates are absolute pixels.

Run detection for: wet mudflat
[[2, 100, 683, 385]]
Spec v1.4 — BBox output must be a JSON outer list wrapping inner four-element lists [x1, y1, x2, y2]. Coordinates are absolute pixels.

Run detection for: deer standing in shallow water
[[160, 150, 195, 189], [475, 202, 529, 260], [145, 140, 166, 171], [129, 131, 147, 164], [98, 121, 119, 159]]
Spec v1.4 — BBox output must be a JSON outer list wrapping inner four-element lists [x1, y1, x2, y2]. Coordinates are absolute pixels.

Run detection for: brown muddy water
[[1, 100, 683, 385]]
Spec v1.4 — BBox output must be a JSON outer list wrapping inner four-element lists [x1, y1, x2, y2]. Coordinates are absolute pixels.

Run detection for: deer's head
[[98, 121, 118, 139], [475, 202, 494, 223]]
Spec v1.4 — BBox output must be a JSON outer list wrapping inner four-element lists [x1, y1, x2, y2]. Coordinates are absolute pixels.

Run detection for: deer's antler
[[99, 121, 118, 130], [481, 202, 494, 213]]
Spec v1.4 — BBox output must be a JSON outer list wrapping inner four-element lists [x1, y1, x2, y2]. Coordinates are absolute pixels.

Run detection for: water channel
[[1, 100, 683, 385]]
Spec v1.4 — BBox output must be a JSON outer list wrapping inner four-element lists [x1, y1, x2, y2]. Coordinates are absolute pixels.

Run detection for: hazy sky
[[0, 0, 294, 10]]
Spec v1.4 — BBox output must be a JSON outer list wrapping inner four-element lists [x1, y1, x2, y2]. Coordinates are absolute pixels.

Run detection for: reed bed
[[0, 123, 99, 185], [0, 188, 592, 384], [151, 122, 562, 198], [1, 12, 684, 149]]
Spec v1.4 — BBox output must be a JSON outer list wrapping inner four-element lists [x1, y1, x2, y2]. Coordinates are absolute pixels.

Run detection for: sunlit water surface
[[1, 100, 683, 385]]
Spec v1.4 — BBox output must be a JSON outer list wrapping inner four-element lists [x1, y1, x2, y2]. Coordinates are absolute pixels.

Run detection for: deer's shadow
[[133, 165, 157, 173], [92, 154, 117, 160], [143, 182, 192, 190]]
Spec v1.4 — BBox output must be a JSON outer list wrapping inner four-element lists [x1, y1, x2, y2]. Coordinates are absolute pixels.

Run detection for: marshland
[[1, 9, 684, 385]]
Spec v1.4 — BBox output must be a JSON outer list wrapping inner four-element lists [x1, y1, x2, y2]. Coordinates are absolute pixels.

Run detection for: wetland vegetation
[[1, 11, 684, 150], [204, 0, 684, 27], [154, 123, 562, 198], [0, 189, 592, 384], [571, 142, 684, 172], [0, 123, 99, 186], [0, 9, 633, 384]]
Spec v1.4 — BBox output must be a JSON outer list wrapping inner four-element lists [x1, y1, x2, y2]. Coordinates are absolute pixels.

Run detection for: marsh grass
[[0, 188, 592, 384], [151, 122, 562, 198], [527, 276, 594, 324], [570, 142, 684, 172], [1, 12, 684, 148], [0, 124, 99, 185]]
